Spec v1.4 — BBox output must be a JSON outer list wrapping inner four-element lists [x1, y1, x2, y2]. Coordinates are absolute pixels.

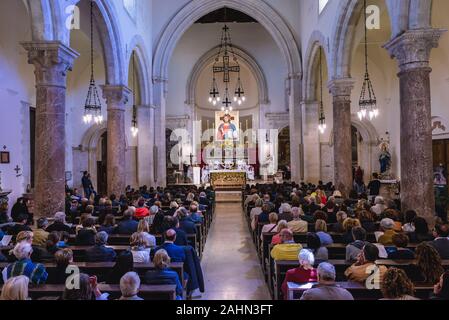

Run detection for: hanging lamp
[[83, 0, 103, 125], [130, 51, 138, 137], [318, 47, 327, 134]]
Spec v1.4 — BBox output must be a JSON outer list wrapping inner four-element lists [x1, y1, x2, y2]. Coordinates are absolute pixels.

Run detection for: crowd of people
[[0, 184, 214, 300], [244, 180, 449, 300]]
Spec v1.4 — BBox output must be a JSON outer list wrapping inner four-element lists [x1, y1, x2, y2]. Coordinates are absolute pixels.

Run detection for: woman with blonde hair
[[130, 232, 151, 263], [315, 219, 333, 246], [260, 213, 279, 240], [271, 220, 289, 245], [342, 218, 362, 244], [137, 219, 156, 247], [0, 276, 30, 300]]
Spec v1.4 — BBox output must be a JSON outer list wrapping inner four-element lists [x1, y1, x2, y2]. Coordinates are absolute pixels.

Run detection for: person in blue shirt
[[176, 208, 197, 235], [152, 229, 185, 263], [145, 249, 183, 299], [188, 204, 203, 224], [116, 209, 138, 235], [5, 242, 48, 285]]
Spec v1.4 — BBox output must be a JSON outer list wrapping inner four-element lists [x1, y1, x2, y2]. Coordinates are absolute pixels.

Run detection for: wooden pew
[[286, 281, 433, 300], [3, 284, 177, 300]]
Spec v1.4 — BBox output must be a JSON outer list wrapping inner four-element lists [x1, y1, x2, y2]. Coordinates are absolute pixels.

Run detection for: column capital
[[327, 78, 355, 97], [21, 41, 79, 87], [384, 28, 446, 72], [101, 85, 131, 109]]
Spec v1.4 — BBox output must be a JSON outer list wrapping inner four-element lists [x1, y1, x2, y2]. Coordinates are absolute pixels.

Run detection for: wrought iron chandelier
[[358, 0, 379, 121], [130, 51, 138, 137], [208, 9, 246, 114], [318, 47, 327, 134], [83, 0, 103, 125]]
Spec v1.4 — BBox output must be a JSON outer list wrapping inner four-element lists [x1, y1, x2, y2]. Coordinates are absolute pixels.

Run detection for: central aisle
[[200, 201, 271, 300]]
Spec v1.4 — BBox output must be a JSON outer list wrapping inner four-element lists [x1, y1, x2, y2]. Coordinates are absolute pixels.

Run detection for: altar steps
[[215, 191, 242, 203]]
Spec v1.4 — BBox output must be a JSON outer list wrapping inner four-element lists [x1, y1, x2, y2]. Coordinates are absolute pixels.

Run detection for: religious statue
[[217, 113, 238, 141], [379, 142, 392, 174]]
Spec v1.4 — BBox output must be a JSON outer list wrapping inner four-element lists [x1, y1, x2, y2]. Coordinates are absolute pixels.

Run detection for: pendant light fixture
[[358, 0, 379, 121], [130, 51, 138, 137], [83, 0, 103, 125], [318, 47, 327, 134]]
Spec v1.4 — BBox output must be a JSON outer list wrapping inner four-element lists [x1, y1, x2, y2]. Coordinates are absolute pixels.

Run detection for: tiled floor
[[199, 202, 271, 300]]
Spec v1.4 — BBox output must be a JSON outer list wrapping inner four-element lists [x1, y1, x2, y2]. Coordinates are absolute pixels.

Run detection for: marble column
[[301, 100, 321, 183], [384, 28, 445, 224], [102, 85, 131, 196], [136, 104, 155, 187], [328, 78, 355, 198], [21, 41, 79, 217]]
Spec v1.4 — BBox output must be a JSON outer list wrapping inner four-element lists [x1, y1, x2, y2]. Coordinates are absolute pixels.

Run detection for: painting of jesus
[[215, 111, 239, 141]]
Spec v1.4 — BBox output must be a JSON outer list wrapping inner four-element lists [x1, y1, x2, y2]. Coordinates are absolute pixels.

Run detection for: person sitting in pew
[[281, 249, 318, 299], [106, 250, 134, 284], [380, 267, 419, 300], [346, 227, 368, 262], [260, 213, 279, 240], [3, 242, 48, 285], [32, 218, 49, 247], [188, 203, 204, 224], [116, 209, 138, 235], [47, 249, 74, 285], [153, 229, 186, 263], [341, 218, 361, 244], [250, 199, 264, 223], [430, 271, 449, 300], [134, 199, 150, 220], [150, 209, 166, 235], [176, 208, 197, 235], [402, 210, 417, 233], [130, 232, 151, 263], [138, 219, 156, 248], [98, 214, 117, 235], [408, 217, 434, 243], [430, 224, 449, 259], [46, 212, 72, 234], [288, 207, 308, 233], [300, 262, 354, 300], [37, 232, 62, 262], [406, 242, 444, 284], [271, 220, 289, 245], [118, 272, 143, 300], [8, 214, 32, 236], [257, 204, 272, 224], [162, 216, 188, 246], [62, 273, 108, 300], [75, 217, 97, 246], [86, 231, 116, 262], [315, 219, 333, 246], [0, 275, 29, 300], [168, 201, 179, 216], [307, 232, 328, 262], [388, 233, 415, 260], [144, 249, 183, 300], [331, 211, 348, 233], [270, 229, 303, 261], [344, 243, 387, 286]]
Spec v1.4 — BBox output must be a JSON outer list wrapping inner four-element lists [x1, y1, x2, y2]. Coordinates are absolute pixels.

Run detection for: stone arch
[[127, 36, 151, 106], [330, 0, 397, 79], [186, 45, 269, 106], [153, 0, 302, 82], [303, 30, 330, 101]]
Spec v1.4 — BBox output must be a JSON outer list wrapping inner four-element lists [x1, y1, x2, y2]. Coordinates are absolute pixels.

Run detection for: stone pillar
[[21, 41, 78, 217], [328, 78, 355, 198], [384, 28, 445, 224], [136, 105, 155, 187], [153, 77, 167, 187], [102, 85, 131, 196], [301, 100, 321, 183], [287, 74, 303, 182]]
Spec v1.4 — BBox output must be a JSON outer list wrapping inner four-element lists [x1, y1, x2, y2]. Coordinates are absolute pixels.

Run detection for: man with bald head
[[270, 229, 302, 261], [152, 229, 186, 263]]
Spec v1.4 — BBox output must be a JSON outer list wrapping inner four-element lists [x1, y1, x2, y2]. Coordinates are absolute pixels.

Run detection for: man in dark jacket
[[177, 208, 197, 235], [86, 232, 116, 262], [116, 210, 138, 234], [152, 229, 185, 263], [430, 224, 449, 259], [8, 214, 32, 236]]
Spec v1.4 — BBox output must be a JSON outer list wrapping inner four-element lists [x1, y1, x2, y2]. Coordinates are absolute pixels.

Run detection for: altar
[[209, 170, 246, 190]]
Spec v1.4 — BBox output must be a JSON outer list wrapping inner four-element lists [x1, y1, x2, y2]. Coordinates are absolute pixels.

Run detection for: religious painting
[[215, 111, 239, 142], [0, 151, 10, 164]]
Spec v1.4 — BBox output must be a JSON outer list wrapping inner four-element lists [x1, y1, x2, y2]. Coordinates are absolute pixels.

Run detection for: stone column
[[301, 100, 321, 183], [21, 41, 78, 218], [384, 28, 445, 224], [287, 74, 303, 182], [328, 78, 355, 198], [153, 77, 168, 187], [102, 85, 131, 196], [136, 104, 155, 187]]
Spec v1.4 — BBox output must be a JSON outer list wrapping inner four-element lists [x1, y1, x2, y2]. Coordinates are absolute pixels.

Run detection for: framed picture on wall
[[0, 151, 10, 164]]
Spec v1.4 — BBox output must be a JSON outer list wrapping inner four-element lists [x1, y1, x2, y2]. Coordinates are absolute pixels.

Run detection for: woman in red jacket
[[281, 249, 318, 299]]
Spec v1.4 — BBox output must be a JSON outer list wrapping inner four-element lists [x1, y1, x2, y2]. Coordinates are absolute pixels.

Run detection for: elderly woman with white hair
[[2, 242, 48, 285], [278, 203, 293, 222], [118, 272, 143, 300], [370, 196, 387, 216], [281, 249, 318, 299], [46, 212, 72, 234]]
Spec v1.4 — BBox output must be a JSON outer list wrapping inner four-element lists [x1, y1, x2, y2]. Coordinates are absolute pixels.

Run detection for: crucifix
[[14, 165, 22, 177], [213, 26, 240, 83]]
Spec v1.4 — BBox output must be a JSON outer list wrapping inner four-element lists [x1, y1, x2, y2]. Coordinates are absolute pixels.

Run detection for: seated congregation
[[0, 186, 214, 300], [244, 181, 449, 300]]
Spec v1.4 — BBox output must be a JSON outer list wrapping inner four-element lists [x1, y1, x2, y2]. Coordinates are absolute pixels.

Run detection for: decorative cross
[[209, 85, 219, 98], [213, 54, 240, 83], [14, 165, 22, 177], [235, 86, 244, 97], [222, 96, 232, 109]]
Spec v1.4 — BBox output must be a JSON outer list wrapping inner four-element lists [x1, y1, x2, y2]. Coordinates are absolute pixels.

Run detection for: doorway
[[97, 131, 107, 195], [433, 139, 449, 181]]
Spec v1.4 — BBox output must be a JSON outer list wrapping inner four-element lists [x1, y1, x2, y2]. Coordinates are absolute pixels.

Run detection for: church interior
[[0, 0, 449, 302]]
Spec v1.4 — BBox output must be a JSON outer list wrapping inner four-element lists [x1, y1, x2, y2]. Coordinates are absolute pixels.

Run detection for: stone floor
[[199, 202, 271, 300]]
